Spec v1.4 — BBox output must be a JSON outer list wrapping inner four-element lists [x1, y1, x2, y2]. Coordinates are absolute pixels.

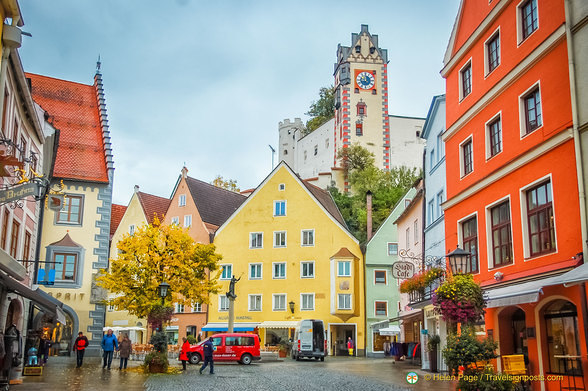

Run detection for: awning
[[201, 322, 258, 332], [548, 262, 588, 287], [0, 272, 65, 323], [378, 325, 401, 335], [485, 274, 565, 308], [257, 321, 298, 329]]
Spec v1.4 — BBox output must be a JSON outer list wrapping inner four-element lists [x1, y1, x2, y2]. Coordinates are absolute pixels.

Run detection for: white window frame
[[174, 302, 185, 313], [250, 232, 263, 249], [519, 81, 543, 138], [300, 261, 315, 279], [436, 191, 444, 218], [301, 229, 315, 247], [457, 211, 480, 275], [220, 264, 233, 280], [272, 293, 287, 311], [179, 194, 186, 207], [273, 231, 287, 248], [171, 216, 180, 225], [485, 111, 503, 160], [428, 199, 435, 225], [191, 302, 202, 312], [459, 134, 474, 178], [405, 228, 410, 249], [516, 0, 539, 46], [458, 58, 473, 102], [300, 293, 315, 311], [519, 174, 557, 260], [485, 195, 514, 270], [248, 294, 262, 312], [129, 225, 135, 235], [219, 295, 229, 312], [337, 294, 352, 310], [483, 27, 501, 77], [374, 269, 387, 285], [272, 262, 286, 279], [273, 200, 287, 217], [374, 300, 388, 317], [184, 215, 192, 227], [337, 261, 351, 277], [249, 263, 262, 280], [414, 220, 419, 244], [387, 242, 398, 256]]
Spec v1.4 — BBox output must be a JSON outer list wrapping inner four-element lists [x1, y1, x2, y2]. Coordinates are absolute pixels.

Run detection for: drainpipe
[[366, 190, 373, 242], [564, 0, 588, 258]]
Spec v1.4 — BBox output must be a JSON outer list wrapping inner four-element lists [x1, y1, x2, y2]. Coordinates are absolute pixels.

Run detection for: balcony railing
[[407, 276, 444, 306]]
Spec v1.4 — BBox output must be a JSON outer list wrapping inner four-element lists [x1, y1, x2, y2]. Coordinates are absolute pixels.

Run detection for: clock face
[[356, 71, 375, 90]]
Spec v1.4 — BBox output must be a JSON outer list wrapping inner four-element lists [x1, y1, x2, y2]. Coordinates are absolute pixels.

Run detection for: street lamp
[[447, 246, 472, 275], [289, 301, 295, 314], [158, 282, 170, 305]]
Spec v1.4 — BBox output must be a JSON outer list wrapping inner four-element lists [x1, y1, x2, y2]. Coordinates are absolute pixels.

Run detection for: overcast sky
[[18, 0, 460, 205]]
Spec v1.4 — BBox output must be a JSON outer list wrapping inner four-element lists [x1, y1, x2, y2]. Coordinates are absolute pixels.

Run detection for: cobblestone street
[[13, 356, 457, 391]]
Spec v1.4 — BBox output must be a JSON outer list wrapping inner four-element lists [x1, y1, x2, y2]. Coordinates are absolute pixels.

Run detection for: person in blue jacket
[[101, 329, 119, 370], [199, 337, 214, 375]]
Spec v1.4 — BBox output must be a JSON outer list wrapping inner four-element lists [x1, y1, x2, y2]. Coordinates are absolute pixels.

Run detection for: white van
[[291, 319, 327, 361]]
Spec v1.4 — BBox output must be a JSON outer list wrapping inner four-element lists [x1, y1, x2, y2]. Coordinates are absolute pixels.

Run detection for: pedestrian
[[38, 335, 52, 364], [118, 334, 132, 370], [73, 332, 89, 368], [347, 337, 354, 356], [199, 337, 214, 375], [179, 337, 190, 371], [197, 333, 202, 343], [101, 329, 118, 369]]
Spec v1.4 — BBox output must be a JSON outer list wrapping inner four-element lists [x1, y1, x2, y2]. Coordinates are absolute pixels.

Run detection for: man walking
[[73, 332, 89, 368], [199, 337, 214, 375], [101, 329, 118, 369]]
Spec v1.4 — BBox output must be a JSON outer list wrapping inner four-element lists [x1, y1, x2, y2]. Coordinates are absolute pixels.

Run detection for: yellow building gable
[[209, 162, 365, 355]]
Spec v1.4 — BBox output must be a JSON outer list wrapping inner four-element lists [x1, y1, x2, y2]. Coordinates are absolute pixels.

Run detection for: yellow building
[[208, 162, 366, 356]]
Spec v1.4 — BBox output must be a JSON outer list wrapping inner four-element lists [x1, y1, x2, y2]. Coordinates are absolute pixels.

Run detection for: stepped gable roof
[[185, 176, 247, 227], [48, 233, 82, 248], [302, 180, 346, 228], [136, 191, 170, 224], [26, 73, 108, 183], [110, 204, 127, 238]]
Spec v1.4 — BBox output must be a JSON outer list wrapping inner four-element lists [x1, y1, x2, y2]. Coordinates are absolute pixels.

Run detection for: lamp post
[[446, 246, 472, 275], [158, 282, 170, 306], [289, 300, 295, 314]]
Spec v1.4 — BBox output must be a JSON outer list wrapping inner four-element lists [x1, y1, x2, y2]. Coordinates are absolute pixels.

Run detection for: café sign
[[392, 261, 415, 279], [0, 182, 40, 204]]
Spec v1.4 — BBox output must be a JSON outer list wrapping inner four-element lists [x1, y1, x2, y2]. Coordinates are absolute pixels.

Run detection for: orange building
[[442, 1, 587, 390]]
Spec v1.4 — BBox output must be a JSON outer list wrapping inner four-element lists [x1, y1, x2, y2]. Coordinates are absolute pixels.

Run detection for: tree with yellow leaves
[[98, 217, 222, 322]]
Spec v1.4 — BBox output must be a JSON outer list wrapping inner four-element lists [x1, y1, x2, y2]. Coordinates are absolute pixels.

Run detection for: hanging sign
[[0, 182, 40, 204], [392, 261, 415, 279]]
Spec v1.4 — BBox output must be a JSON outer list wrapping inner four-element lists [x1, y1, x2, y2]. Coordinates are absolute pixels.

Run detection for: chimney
[[181, 166, 188, 179], [134, 185, 139, 193], [366, 190, 373, 241]]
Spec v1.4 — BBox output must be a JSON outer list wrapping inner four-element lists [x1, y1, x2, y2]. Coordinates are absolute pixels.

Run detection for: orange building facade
[[442, 1, 587, 390]]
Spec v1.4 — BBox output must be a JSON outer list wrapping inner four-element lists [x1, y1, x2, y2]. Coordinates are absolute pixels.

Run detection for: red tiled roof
[[331, 247, 359, 259], [26, 73, 109, 183], [302, 180, 347, 228], [185, 176, 247, 227], [110, 204, 127, 238], [136, 191, 170, 224]]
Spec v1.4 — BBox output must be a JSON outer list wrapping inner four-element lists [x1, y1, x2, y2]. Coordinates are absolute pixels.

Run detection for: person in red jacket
[[179, 337, 190, 370], [73, 332, 89, 368]]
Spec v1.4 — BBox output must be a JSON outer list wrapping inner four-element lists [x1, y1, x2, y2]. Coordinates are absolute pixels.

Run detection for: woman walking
[[179, 337, 190, 370], [118, 334, 132, 370]]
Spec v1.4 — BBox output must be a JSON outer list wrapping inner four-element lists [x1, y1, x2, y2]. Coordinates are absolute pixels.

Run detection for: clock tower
[[333, 25, 390, 177]]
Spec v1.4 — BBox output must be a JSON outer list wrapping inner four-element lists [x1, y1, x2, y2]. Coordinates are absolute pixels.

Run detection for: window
[[461, 216, 479, 273], [486, 32, 500, 73], [356, 123, 363, 136], [19, 136, 26, 162], [413, 220, 419, 243], [250, 232, 263, 249], [1, 211, 8, 250], [357, 103, 366, 116], [108, 303, 115, 312], [279, 183, 285, 191], [521, 0, 538, 40], [405, 228, 410, 249], [488, 116, 502, 157], [405, 199, 411, 208], [301, 230, 314, 246], [273, 294, 286, 311], [430, 149, 435, 168], [179, 194, 186, 207], [53, 252, 78, 281], [219, 296, 229, 311], [184, 215, 192, 227], [274, 231, 286, 248], [387, 243, 398, 256], [174, 303, 185, 313], [325, 139, 329, 149], [57, 195, 82, 224], [1, 90, 8, 134], [274, 200, 286, 216], [374, 270, 386, 284], [314, 145, 318, 156], [338, 294, 352, 310], [304, 151, 307, 161], [273, 262, 286, 279], [301, 293, 314, 311], [9, 220, 19, 258], [428, 200, 435, 225], [491, 200, 513, 267], [12, 119, 18, 147], [460, 62, 472, 99], [248, 295, 262, 311], [220, 264, 232, 280], [544, 300, 581, 375], [301, 261, 314, 278], [249, 263, 262, 279], [526, 181, 555, 256], [522, 86, 542, 134], [191, 302, 202, 312], [23, 231, 31, 264], [171, 216, 180, 225], [437, 132, 445, 157], [461, 138, 473, 176], [437, 192, 444, 218], [375, 301, 387, 316], [337, 261, 351, 277]]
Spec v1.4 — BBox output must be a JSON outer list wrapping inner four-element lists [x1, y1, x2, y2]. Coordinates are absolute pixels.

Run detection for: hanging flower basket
[[432, 274, 485, 324]]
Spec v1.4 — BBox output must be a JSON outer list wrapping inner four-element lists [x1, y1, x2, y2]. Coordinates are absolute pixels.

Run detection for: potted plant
[[145, 332, 169, 373], [427, 334, 441, 373], [278, 340, 292, 358]]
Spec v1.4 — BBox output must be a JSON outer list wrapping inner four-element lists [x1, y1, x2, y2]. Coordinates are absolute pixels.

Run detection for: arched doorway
[[5, 299, 22, 331], [40, 311, 74, 356], [497, 306, 528, 361], [542, 299, 581, 376]]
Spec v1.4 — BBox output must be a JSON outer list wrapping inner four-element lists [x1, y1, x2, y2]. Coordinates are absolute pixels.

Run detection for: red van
[[187, 333, 261, 365]]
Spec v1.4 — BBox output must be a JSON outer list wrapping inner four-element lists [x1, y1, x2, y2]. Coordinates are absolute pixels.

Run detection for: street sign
[[392, 261, 415, 279], [0, 182, 40, 204]]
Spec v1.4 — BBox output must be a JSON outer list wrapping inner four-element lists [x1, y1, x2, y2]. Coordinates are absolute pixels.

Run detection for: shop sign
[[0, 182, 40, 204], [392, 262, 415, 279]]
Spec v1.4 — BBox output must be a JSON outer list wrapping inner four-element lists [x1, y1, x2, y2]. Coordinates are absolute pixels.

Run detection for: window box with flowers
[[399, 267, 445, 304], [432, 274, 485, 324]]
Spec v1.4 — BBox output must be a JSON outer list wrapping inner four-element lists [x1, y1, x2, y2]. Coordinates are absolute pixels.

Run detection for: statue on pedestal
[[226, 275, 240, 300]]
